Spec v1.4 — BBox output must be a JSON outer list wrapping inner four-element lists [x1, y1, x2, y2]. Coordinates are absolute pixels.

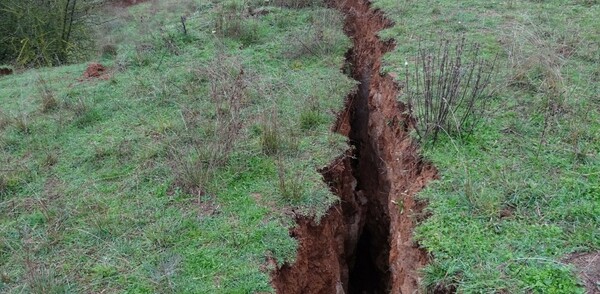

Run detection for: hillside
[[1, 0, 598, 293]]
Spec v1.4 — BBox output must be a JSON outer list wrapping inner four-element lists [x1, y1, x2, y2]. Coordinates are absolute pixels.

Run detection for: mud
[[271, 0, 437, 293]]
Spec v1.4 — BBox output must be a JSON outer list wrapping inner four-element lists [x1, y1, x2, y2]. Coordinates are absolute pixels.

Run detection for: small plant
[[300, 109, 326, 131], [0, 174, 8, 197], [100, 44, 118, 59], [214, 0, 261, 44], [37, 76, 58, 113], [283, 9, 345, 58], [404, 36, 497, 143], [0, 110, 9, 131], [42, 152, 59, 167], [300, 95, 327, 130], [64, 97, 89, 118], [174, 53, 250, 195], [260, 113, 281, 156], [504, 21, 567, 113], [174, 150, 213, 196], [14, 113, 30, 134], [276, 158, 303, 202], [214, 0, 245, 37]]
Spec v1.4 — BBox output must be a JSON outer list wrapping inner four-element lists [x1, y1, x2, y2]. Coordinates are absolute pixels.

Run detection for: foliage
[[375, 0, 600, 292], [0, 0, 96, 66], [0, 0, 353, 292]]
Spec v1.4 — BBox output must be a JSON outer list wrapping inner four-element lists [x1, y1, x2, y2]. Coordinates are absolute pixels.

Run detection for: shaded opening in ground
[[270, 0, 437, 293]]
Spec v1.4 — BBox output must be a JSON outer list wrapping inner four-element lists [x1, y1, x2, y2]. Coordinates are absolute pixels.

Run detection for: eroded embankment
[[272, 0, 437, 293]]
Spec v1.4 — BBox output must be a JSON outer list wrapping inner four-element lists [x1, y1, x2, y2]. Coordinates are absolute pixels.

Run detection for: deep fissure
[[272, 0, 437, 293], [346, 63, 392, 293]]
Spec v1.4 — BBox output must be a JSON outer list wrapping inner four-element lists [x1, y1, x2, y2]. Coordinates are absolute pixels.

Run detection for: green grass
[[0, 1, 353, 292], [374, 0, 599, 292], [2, 0, 598, 293]]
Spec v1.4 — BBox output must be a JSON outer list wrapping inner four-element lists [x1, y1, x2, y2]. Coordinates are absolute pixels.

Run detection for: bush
[[404, 37, 498, 143], [0, 0, 94, 66]]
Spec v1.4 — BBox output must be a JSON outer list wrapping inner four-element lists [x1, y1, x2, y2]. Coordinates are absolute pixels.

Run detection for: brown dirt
[[0, 68, 13, 76], [566, 251, 600, 294], [271, 0, 437, 293], [81, 62, 110, 81]]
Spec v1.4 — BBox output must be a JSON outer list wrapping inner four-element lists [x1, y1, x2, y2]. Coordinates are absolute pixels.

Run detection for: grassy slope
[[374, 0, 599, 292], [0, 1, 353, 292]]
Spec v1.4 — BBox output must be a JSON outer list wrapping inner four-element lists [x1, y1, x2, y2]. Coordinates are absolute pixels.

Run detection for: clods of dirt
[[81, 62, 110, 81], [0, 68, 13, 76], [566, 251, 600, 294]]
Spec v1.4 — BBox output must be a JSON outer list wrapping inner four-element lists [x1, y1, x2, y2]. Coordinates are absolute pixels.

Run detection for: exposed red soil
[[566, 251, 600, 294], [271, 0, 437, 293], [81, 62, 111, 81], [0, 68, 13, 76]]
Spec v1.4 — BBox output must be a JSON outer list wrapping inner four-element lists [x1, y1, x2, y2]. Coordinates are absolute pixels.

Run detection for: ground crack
[[271, 0, 437, 293]]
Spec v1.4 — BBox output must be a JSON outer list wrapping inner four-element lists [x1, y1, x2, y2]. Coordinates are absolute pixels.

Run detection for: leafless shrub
[[404, 36, 497, 143], [174, 53, 249, 195]]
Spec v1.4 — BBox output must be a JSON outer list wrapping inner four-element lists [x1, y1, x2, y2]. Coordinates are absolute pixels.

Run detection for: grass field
[[1, 0, 599, 293], [375, 0, 600, 292], [0, 1, 353, 292]]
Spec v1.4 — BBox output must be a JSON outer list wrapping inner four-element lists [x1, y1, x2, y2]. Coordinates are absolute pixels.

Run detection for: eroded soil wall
[[272, 0, 437, 293]]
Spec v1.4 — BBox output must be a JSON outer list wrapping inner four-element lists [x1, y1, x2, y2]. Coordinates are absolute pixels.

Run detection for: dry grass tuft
[[174, 53, 250, 195], [503, 21, 568, 112], [37, 76, 58, 113]]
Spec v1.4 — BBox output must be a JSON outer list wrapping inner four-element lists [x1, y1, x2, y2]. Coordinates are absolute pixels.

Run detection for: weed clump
[[14, 114, 31, 134], [174, 53, 250, 195], [283, 9, 346, 58], [300, 109, 326, 130], [37, 76, 58, 113], [260, 120, 281, 156], [276, 159, 304, 203], [0, 110, 9, 131], [300, 97, 327, 131], [214, 1, 262, 44], [503, 21, 567, 114]]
